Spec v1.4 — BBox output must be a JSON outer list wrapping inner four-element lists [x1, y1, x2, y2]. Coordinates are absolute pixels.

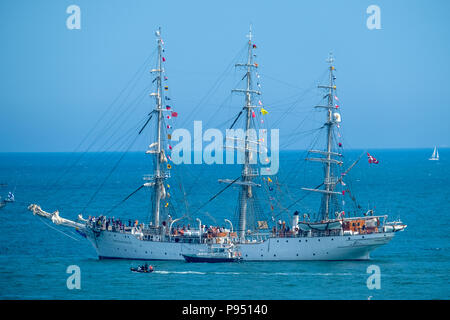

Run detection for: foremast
[[146, 28, 168, 227], [231, 27, 261, 240], [302, 53, 343, 221]]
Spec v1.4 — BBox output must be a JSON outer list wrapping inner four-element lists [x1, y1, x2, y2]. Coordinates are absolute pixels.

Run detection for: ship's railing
[[86, 220, 234, 244], [271, 228, 383, 238], [243, 225, 385, 240]]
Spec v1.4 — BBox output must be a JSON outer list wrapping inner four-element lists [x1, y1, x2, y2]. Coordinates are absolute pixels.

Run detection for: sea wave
[[154, 270, 206, 275]]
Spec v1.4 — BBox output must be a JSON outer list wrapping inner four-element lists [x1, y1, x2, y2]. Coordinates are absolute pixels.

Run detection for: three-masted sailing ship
[[29, 28, 406, 261]]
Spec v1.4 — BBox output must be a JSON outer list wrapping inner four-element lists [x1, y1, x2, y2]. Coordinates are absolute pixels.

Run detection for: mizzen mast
[[302, 53, 343, 221]]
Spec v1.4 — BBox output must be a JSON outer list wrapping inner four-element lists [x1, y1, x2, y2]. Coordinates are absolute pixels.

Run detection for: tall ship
[[29, 28, 406, 261]]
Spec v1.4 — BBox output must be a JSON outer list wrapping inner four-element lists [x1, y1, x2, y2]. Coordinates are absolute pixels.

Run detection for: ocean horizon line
[[0, 147, 447, 154]]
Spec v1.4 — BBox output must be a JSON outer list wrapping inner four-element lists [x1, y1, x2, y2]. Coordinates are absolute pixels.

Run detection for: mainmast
[[233, 27, 261, 240], [302, 53, 342, 221]]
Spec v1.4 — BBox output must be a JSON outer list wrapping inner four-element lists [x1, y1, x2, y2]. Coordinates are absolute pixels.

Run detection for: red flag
[[162, 57, 166, 62], [171, 111, 178, 117], [367, 152, 379, 164]]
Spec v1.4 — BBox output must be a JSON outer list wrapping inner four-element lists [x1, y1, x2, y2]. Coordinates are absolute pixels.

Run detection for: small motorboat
[[182, 244, 242, 263], [130, 264, 154, 273]]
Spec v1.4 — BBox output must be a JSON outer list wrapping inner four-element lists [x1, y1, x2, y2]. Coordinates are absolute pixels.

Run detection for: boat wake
[[150, 270, 353, 276], [153, 270, 206, 275]]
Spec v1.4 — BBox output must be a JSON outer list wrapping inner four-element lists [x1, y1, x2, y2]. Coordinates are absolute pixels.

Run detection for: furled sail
[[298, 220, 342, 231], [28, 204, 85, 229]]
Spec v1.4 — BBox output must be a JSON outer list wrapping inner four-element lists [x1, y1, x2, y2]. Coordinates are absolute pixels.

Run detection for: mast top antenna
[[326, 52, 335, 65], [246, 24, 253, 41]]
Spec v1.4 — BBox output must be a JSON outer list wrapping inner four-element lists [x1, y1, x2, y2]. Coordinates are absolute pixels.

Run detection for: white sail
[[429, 146, 439, 160]]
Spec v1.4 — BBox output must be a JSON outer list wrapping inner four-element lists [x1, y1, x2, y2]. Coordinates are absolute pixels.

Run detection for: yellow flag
[[267, 177, 272, 183], [165, 202, 169, 207], [261, 108, 269, 115]]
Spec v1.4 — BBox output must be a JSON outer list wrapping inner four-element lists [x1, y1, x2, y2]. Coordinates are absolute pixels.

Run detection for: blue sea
[[0, 149, 449, 300]]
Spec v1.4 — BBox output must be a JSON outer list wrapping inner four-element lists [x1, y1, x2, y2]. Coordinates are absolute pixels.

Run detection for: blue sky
[[1, 0, 449, 152]]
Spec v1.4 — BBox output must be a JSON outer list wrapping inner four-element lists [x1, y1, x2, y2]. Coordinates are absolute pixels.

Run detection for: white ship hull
[[86, 230, 395, 261]]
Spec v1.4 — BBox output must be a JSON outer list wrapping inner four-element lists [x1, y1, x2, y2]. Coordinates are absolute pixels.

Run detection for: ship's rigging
[[27, 27, 406, 262], [33, 29, 378, 231]]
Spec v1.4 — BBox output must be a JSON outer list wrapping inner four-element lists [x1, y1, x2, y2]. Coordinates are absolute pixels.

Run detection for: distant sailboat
[[4, 192, 15, 203], [429, 146, 439, 161]]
